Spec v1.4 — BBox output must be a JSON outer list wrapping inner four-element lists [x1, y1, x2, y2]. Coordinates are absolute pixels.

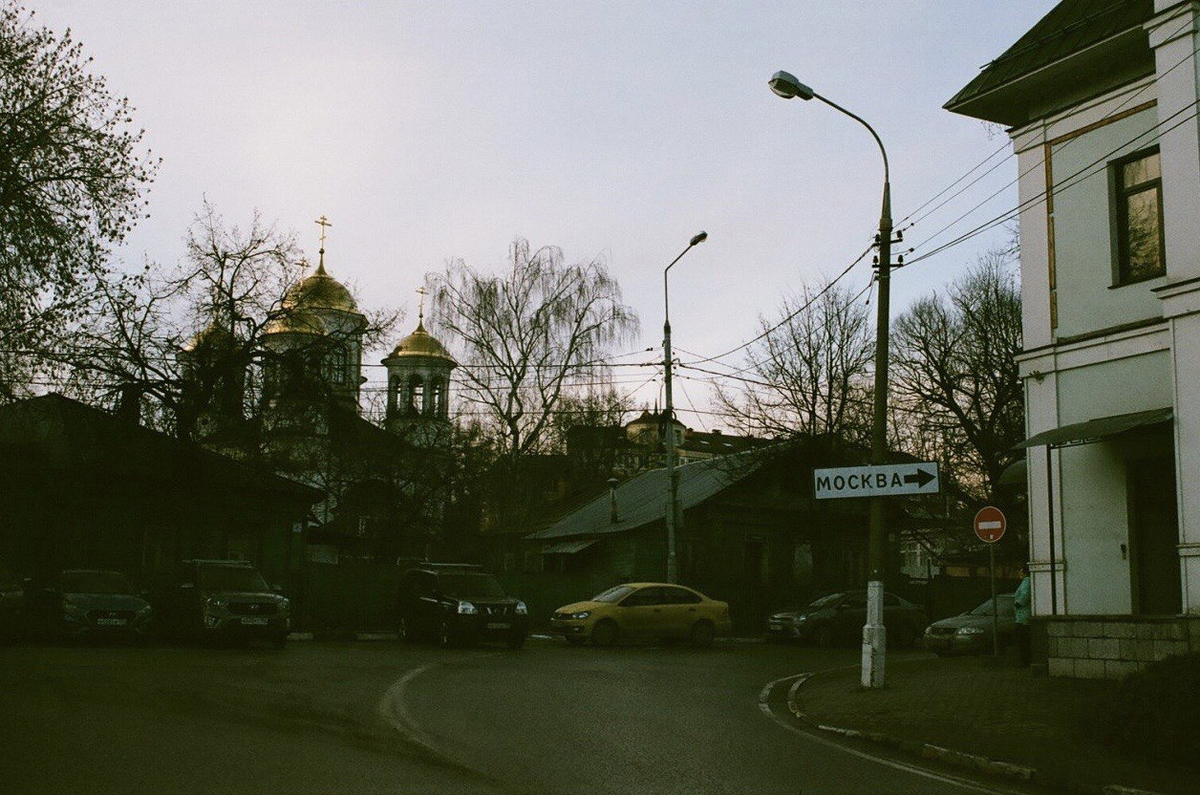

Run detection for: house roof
[[0, 393, 322, 502], [527, 447, 776, 542], [945, 0, 1155, 125]]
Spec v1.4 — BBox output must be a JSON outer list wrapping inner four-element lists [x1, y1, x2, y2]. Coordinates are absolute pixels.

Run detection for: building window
[[408, 375, 424, 414], [328, 347, 347, 384], [1114, 148, 1165, 284], [431, 378, 445, 416]]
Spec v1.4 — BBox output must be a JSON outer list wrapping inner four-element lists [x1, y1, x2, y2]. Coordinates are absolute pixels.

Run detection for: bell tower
[[382, 290, 456, 447]]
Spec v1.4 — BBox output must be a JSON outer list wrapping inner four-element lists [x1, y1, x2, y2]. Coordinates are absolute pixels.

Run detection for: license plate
[[241, 617, 269, 626], [95, 618, 126, 626], [487, 622, 511, 630]]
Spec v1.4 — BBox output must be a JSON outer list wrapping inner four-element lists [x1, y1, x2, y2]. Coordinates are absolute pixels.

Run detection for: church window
[[328, 347, 347, 384], [408, 375, 424, 414], [431, 379, 445, 417]]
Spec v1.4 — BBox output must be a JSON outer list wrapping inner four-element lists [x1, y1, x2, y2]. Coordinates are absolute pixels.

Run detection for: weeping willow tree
[[431, 238, 639, 460]]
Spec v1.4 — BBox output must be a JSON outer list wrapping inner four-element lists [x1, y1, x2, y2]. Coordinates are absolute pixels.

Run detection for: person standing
[[1013, 564, 1032, 666]]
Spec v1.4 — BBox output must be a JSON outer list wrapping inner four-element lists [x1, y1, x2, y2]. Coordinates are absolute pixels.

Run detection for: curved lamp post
[[770, 69, 893, 689], [663, 230, 707, 583]]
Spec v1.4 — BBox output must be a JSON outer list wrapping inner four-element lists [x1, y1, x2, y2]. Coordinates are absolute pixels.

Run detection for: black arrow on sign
[[903, 468, 936, 488]]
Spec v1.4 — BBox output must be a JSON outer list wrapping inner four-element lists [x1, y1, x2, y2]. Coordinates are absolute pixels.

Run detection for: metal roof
[[527, 447, 775, 542], [945, 0, 1154, 125]]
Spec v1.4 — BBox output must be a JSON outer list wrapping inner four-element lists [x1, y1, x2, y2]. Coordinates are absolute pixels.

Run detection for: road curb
[[785, 668, 1168, 795], [288, 631, 398, 642]]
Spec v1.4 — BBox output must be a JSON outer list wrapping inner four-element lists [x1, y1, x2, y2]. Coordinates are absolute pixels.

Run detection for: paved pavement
[[796, 655, 1197, 795], [0, 637, 1034, 795]]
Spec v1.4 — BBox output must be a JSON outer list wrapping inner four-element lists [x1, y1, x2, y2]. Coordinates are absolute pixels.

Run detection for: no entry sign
[[974, 506, 1006, 543]]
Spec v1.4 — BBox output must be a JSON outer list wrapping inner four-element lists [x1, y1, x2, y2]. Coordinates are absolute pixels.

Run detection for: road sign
[[813, 462, 940, 500], [974, 506, 1006, 543]]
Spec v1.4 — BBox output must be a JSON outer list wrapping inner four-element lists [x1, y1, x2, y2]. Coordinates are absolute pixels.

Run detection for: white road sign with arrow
[[813, 462, 940, 500]]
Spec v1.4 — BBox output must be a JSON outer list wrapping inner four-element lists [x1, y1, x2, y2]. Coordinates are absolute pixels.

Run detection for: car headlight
[[136, 603, 152, 617], [791, 615, 807, 625], [278, 597, 290, 611], [514, 601, 528, 615], [957, 626, 985, 635], [569, 610, 591, 620], [206, 596, 228, 609], [457, 601, 478, 615]]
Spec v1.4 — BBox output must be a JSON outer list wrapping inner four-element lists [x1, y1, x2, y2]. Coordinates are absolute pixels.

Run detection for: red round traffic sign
[[974, 506, 1006, 543]]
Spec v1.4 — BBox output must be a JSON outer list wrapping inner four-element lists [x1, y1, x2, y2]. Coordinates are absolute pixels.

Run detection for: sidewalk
[[794, 655, 1196, 795]]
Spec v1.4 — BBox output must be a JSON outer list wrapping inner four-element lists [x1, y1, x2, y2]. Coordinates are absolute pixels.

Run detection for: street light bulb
[[769, 70, 815, 101], [690, 231, 708, 246]]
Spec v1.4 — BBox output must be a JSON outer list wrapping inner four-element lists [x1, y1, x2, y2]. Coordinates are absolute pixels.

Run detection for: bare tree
[[431, 238, 639, 459], [716, 279, 874, 442], [61, 202, 397, 439], [891, 251, 1023, 503], [0, 3, 157, 400]]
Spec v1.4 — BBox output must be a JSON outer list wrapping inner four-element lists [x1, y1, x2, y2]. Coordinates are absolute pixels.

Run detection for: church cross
[[314, 215, 332, 272], [416, 285, 427, 323]]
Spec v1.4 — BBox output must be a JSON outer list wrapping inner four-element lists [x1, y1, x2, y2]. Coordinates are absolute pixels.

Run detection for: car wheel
[[397, 616, 413, 644], [591, 619, 618, 647], [892, 623, 915, 649], [812, 624, 834, 648], [436, 618, 454, 648], [270, 634, 287, 650], [690, 620, 715, 648], [506, 633, 526, 650]]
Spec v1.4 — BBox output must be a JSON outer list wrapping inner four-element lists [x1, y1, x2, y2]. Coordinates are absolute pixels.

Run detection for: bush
[[1104, 653, 1200, 767]]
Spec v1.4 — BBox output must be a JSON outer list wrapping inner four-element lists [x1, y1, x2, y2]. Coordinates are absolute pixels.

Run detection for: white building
[[947, 0, 1200, 677]]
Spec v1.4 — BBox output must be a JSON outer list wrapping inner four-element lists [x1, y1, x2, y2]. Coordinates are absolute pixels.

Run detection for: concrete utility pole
[[769, 70, 893, 688], [663, 231, 707, 584]]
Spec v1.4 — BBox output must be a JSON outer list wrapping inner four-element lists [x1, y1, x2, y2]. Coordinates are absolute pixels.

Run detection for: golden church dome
[[385, 321, 456, 365], [282, 262, 359, 314]]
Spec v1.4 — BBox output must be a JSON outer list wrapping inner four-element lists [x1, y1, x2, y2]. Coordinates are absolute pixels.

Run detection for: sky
[[36, 1, 1057, 430]]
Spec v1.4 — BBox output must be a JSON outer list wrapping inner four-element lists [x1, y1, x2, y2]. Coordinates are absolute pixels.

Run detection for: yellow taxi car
[[550, 582, 732, 647]]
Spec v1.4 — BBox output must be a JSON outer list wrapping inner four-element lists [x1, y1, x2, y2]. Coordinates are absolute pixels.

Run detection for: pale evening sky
[[37, 1, 1056, 429]]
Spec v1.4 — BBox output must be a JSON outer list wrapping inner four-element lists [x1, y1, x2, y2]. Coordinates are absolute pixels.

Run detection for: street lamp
[[663, 230, 707, 584], [770, 69, 893, 689]]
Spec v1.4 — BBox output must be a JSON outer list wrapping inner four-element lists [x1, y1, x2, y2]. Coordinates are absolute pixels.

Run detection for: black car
[[396, 564, 528, 649], [155, 560, 290, 648], [25, 569, 152, 640], [765, 590, 928, 647]]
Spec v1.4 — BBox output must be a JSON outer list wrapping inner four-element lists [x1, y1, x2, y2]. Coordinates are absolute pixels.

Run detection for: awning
[[1014, 407, 1173, 450], [541, 539, 598, 555]]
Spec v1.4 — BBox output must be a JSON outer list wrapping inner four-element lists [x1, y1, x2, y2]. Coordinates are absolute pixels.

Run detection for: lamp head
[[690, 231, 708, 246], [769, 70, 815, 101]]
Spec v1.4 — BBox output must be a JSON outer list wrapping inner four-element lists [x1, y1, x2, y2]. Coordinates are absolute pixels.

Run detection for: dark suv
[[155, 560, 290, 648], [396, 564, 528, 649]]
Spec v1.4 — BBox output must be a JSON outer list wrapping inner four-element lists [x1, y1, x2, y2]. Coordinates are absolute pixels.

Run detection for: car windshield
[[969, 595, 1015, 616], [437, 573, 507, 598], [592, 585, 635, 603], [59, 571, 133, 594], [198, 566, 269, 592], [807, 593, 844, 610]]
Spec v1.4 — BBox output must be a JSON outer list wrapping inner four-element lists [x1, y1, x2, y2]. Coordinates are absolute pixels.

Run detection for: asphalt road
[[0, 637, 1030, 795]]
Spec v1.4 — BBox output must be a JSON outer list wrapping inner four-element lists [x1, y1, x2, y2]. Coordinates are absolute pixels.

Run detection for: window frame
[[1111, 146, 1166, 287]]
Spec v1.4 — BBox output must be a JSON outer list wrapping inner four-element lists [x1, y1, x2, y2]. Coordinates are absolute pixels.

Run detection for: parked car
[[765, 591, 927, 647], [0, 568, 25, 641], [155, 560, 290, 648], [551, 583, 733, 647], [396, 563, 528, 649], [24, 569, 151, 640], [923, 594, 1016, 656]]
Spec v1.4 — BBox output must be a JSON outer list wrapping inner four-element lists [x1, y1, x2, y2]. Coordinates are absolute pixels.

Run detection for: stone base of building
[[1042, 615, 1200, 679]]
